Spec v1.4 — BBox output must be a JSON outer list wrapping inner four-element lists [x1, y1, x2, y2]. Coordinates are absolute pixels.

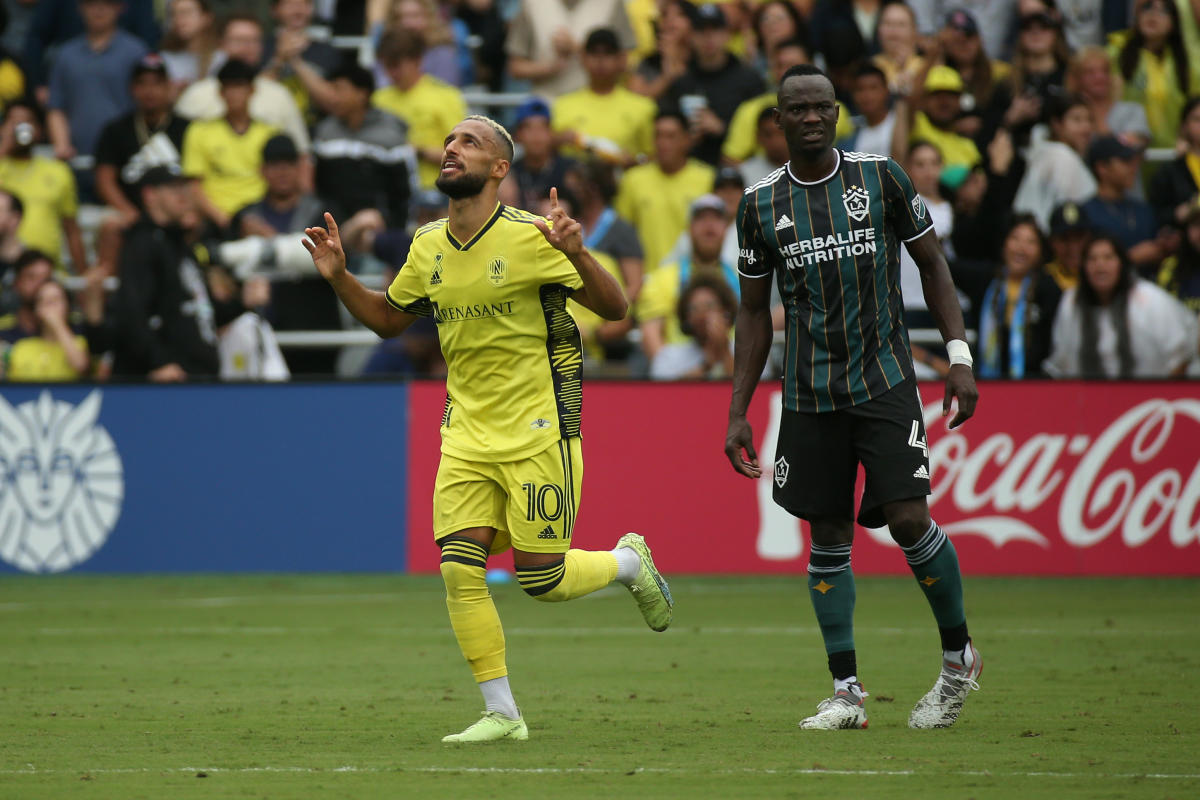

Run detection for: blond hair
[[464, 115, 514, 162]]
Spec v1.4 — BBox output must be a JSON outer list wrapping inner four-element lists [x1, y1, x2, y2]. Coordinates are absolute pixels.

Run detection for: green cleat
[[616, 532, 674, 632], [441, 711, 529, 743]]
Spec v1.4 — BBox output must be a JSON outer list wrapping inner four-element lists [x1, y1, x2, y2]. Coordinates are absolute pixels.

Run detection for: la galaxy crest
[[842, 184, 870, 223], [488, 256, 508, 287]]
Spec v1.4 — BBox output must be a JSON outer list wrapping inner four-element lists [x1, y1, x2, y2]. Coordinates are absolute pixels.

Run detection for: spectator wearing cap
[[500, 98, 578, 214], [111, 164, 221, 381], [615, 110, 714, 275], [372, 29, 467, 191], [506, 0, 636, 100], [1081, 135, 1162, 270], [892, 65, 981, 182], [262, 0, 344, 124], [926, 7, 1011, 145], [315, 62, 414, 230], [636, 192, 737, 365], [660, 2, 764, 166], [989, 3, 1070, 144], [1157, 203, 1200, 314], [840, 63, 895, 157], [552, 28, 657, 166], [1148, 98, 1200, 229], [46, 0, 149, 200], [233, 133, 341, 376], [181, 60, 279, 230], [0, 102, 87, 273], [1109, 0, 1198, 150], [175, 14, 311, 157], [627, 0, 695, 102], [737, 106, 789, 187], [909, 1, 1017, 63], [1066, 47, 1150, 148], [94, 55, 191, 227], [1044, 201, 1092, 290], [722, 38, 852, 166], [1012, 93, 1096, 232]]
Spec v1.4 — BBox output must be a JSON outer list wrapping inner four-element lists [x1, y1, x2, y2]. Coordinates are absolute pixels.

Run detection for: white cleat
[[909, 640, 983, 729], [799, 682, 869, 730]]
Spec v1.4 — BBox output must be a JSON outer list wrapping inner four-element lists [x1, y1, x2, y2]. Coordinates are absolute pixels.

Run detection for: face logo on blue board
[[842, 185, 870, 223], [0, 391, 123, 573]]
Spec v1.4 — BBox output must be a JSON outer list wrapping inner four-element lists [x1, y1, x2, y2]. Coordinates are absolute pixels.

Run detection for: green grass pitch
[[1, 573, 1197, 799]]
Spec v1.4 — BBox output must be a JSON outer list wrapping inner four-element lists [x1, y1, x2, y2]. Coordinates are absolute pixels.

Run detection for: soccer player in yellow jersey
[[302, 115, 673, 744]]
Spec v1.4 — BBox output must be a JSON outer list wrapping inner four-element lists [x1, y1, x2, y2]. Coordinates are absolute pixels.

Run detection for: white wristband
[[946, 339, 973, 367]]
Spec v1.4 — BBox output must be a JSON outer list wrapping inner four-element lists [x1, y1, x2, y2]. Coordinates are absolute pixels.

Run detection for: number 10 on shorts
[[522, 482, 565, 523]]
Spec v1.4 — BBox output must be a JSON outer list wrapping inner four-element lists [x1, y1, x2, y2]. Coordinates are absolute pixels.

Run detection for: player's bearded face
[[436, 154, 489, 199]]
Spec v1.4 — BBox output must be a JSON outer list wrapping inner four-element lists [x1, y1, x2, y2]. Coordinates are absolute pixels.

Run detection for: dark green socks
[[903, 521, 969, 651], [808, 543, 856, 672]]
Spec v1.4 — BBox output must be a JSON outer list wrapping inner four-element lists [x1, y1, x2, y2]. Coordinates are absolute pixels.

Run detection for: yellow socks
[[440, 537, 507, 682], [515, 549, 618, 602]]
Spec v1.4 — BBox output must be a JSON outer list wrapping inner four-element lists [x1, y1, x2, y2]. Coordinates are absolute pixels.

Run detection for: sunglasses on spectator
[[1019, 12, 1057, 31], [1136, 0, 1170, 14]]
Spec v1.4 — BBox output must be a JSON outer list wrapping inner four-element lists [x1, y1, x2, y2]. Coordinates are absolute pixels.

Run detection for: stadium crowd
[[0, 0, 1197, 382]]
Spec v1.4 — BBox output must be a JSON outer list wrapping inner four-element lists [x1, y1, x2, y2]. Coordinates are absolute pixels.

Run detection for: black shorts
[[772, 376, 930, 528]]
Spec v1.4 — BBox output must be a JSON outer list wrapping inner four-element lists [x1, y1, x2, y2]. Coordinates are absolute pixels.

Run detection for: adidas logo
[[537, 526, 556, 540], [775, 214, 793, 231], [913, 465, 930, 480], [430, 271, 442, 285]]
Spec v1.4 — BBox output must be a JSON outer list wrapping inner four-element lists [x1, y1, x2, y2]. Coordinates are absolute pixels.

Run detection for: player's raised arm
[[535, 187, 628, 321], [302, 212, 417, 339], [907, 229, 978, 429]]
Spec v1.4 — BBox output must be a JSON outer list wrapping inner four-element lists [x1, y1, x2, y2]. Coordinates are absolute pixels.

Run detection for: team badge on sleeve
[[912, 195, 926, 220], [841, 185, 870, 222]]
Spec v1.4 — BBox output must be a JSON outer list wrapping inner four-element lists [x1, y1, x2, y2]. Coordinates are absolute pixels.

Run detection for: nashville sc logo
[[488, 257, 508, 287], [842, 184, 870, 222], [0, 391, 124, 573]]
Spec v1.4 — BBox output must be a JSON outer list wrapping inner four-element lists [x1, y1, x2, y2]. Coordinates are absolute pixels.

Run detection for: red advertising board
[[407, 381, 1200, 575]]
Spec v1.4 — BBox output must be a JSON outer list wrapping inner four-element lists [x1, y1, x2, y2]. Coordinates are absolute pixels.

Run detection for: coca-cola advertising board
[[405, 381, 1200, 575]]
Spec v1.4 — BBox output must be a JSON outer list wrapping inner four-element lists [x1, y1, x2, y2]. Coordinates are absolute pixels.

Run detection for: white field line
[[20, 624, 1194, 637], [1, 765, 1198, 780]]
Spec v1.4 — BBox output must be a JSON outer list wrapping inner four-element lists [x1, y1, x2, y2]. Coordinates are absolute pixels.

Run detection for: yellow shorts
[[433, 438, 583, 555]]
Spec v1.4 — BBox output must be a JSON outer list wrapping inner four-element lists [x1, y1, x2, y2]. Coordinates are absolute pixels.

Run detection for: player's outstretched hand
[[724, 415, 762, 479], [302, 212, 347, 281], [943, 363, 978, 429], [532, 187, 583, 257]]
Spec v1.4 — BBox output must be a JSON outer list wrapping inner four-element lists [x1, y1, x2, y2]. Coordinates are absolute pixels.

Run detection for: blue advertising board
[[0, 384, 410, 574]]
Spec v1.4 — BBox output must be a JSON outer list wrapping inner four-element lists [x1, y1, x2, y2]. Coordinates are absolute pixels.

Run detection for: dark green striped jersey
[[736, 149, 934, 412]]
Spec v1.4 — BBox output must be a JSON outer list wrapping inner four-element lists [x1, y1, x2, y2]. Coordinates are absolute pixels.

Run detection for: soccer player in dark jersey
[[723, 64, 982, 730]]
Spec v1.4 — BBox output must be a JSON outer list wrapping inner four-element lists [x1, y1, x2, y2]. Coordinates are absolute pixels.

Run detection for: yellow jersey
[[910, 112, 981, 172], [0, 156, 78, 266], [614, 159, 714, 273], [181, 118, 277, 216], [636, 259, 737, 345], [386, 204, 586, 462], [372, 76, 468, 189], [723, 94, 853, 163], [552, 86, 657, 160], [4, 335, 88, 381]]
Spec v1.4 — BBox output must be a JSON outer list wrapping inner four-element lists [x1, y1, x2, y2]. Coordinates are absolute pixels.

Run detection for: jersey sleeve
[[385, 251, 433, 317], [735, 191, 770, 278], [537, 233, 584, 292], [883, 158, 935, 243]]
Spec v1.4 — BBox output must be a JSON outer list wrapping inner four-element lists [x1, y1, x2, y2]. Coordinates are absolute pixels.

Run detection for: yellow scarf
[[1142, 50, 1170, 138], [1186, 152, 1200, 194]]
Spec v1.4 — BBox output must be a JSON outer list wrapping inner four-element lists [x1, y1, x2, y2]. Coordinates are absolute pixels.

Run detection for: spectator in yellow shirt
[[372, 29, 467, 190], [3, 280, 89, 381], [0, 102, 86, 272], [552, 28, 656, 166], [616, 111, 714, 274], [181, 59, 278, 231], [892, 66, 981, 188]]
